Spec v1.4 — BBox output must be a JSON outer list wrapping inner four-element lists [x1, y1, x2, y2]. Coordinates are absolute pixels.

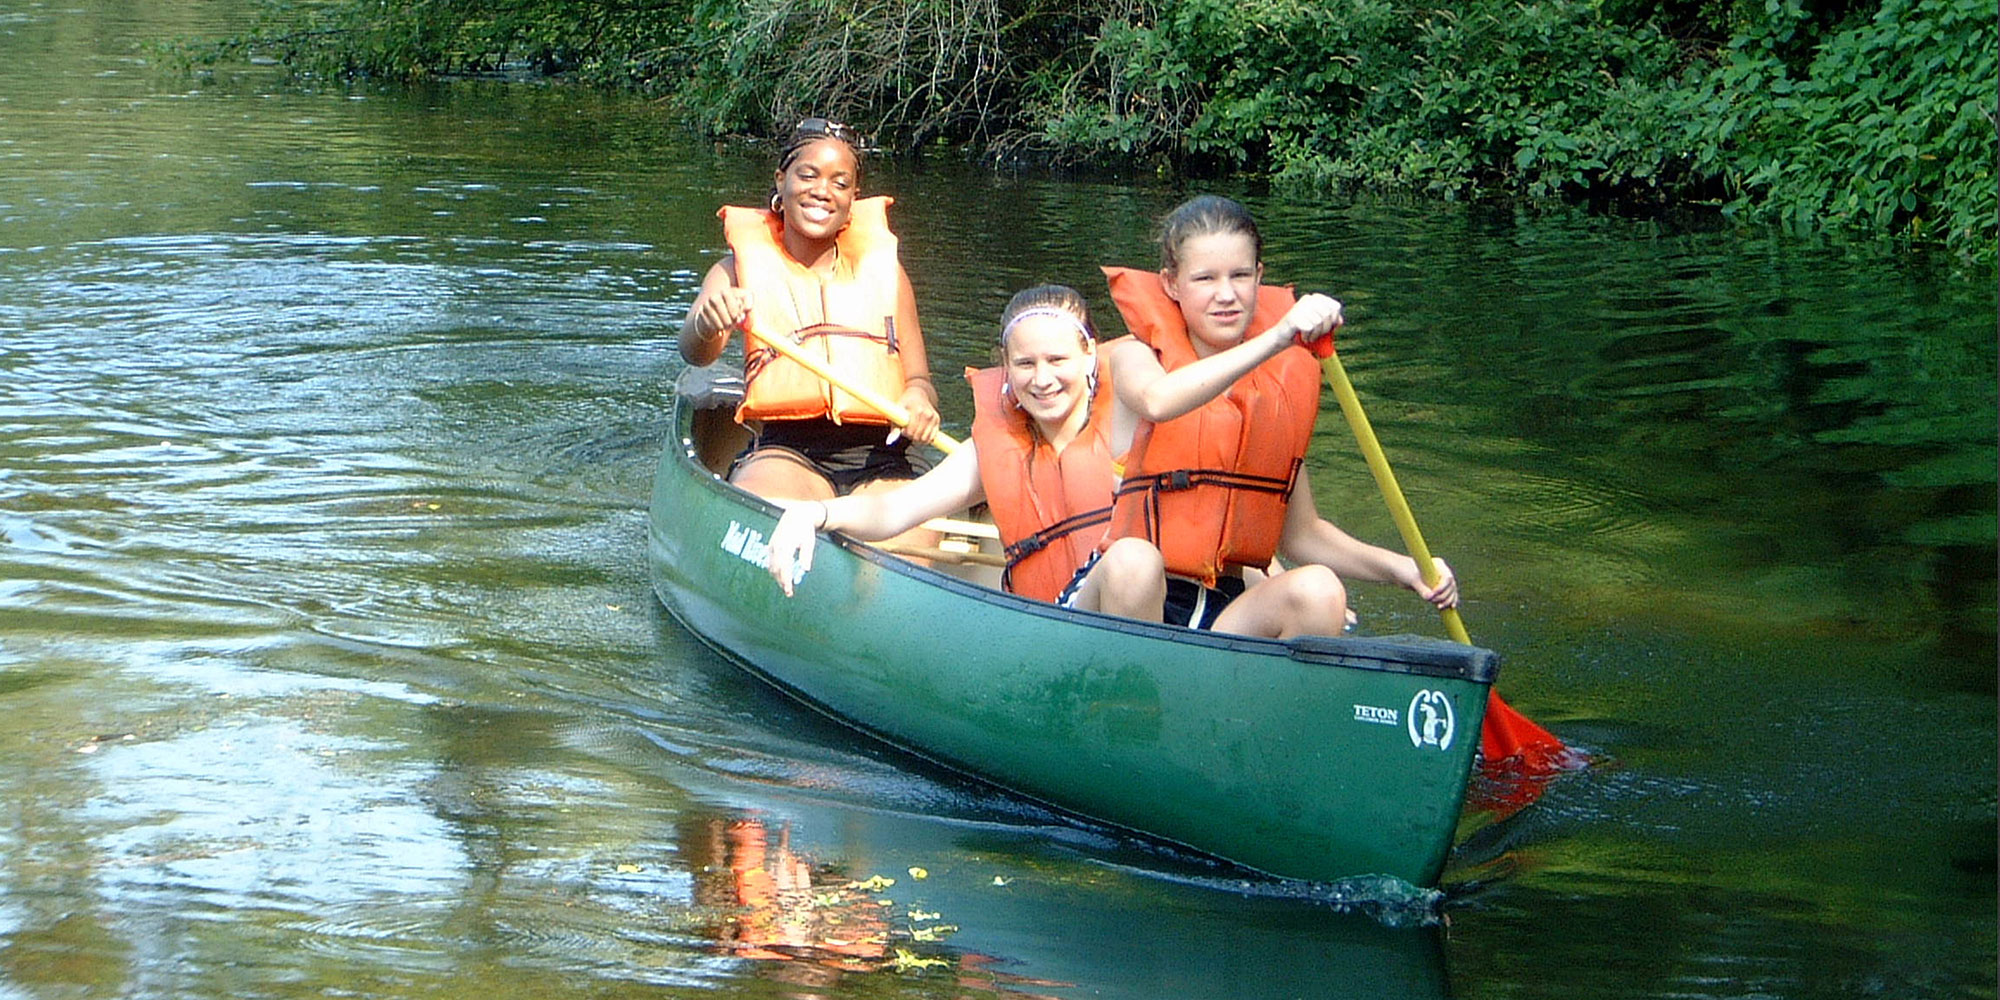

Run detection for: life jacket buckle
[[1165, 470, 1194, 491]]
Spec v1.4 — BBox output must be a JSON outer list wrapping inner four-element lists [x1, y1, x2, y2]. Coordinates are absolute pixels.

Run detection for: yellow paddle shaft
[[1321, 353, 1472, 646], [749, 325, 960, 456]]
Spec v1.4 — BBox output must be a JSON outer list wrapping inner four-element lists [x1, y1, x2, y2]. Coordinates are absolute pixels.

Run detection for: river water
[[1, 2, 1994, 998]]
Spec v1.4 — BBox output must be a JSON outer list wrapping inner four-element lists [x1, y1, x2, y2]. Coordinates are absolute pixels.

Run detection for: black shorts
[[1057, 551, 1247, 630], [733, 417, 934, 495], [1163, 574, 1247, 630]]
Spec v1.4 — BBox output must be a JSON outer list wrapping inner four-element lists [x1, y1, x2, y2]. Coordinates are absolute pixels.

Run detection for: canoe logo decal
[[723, 520, 803, 586], [722, 520, 771, 563], [1407, 690, 1455, 751], [1352, 705, 1399, 726]]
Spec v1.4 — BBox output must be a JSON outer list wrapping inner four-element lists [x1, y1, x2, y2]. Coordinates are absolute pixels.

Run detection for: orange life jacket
[[966, 360, 1119, 603], [722, 196, 907, 425], [1100, 265, 1323, 587]]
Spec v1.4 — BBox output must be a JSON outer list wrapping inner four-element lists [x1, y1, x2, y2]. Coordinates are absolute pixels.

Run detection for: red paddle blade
[[1479, 688, 1573, 774], [1467, 690, 1579, 817]]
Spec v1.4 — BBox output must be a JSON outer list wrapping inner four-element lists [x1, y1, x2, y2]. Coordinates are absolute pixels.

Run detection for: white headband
[[999, 306, 1093, 346]]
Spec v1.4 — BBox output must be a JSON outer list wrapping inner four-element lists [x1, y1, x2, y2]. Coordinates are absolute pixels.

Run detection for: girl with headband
[[766, 285, 1120, 605]]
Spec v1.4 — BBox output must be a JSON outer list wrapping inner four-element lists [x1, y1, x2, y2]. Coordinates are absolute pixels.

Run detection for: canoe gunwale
[[670, 415, 1498, 688]]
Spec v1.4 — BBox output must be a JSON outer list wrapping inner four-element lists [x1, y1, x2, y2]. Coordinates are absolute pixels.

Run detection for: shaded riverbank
[[180, 0, 2000, 254]]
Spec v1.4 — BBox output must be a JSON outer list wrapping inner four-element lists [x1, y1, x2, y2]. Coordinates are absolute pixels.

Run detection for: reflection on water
[[0, 0, 1993, 997], [689, 818, 894, 967], [681, 817, 1091, 996]]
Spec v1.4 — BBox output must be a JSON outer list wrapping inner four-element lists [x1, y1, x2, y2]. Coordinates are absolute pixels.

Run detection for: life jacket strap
[[1000, 505, 1113, 593], [1113, 458, 1304, 547]]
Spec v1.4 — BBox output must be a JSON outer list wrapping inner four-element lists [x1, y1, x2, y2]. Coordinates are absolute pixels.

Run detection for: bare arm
[[765, 444, 984, 595], [1111, 294, 1343, 424], [889, 263, 941, 444], [1276, 469, 1458, 608], [680, 257, 747, 367]]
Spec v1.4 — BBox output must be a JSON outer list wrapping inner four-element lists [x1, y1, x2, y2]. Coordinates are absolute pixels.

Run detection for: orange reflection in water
[[687, 816, 1075, 998], [695, 818, 890, 968]]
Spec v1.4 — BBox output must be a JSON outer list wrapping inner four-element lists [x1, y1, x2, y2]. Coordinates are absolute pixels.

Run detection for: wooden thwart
[[919, 516, 998, 540], [873, 541, 1006, 567]]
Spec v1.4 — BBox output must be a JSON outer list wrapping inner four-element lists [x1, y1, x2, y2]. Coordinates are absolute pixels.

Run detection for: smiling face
[[1003, 313, 1096, 440], [1160, 230, 1263, 356], [772, 137, 859, 250]]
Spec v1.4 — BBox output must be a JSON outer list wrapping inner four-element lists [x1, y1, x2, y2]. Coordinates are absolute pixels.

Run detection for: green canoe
[[648, 373, 1497, 887]]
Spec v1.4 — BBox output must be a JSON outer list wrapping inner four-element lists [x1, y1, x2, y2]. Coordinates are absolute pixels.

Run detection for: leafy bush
[[1295, 2, 1692, 201], [1033, 0, 1994, 253], [1036, 0, 1696, 195], [1680, 0, 1998, 246], [1030, 0, 1410, 171]]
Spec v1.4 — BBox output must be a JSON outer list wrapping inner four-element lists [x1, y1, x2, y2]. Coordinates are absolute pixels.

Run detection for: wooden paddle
[[747, 324, 961, 455], [1319, 348, 1570, 769], [740, 323, 1001, 553]]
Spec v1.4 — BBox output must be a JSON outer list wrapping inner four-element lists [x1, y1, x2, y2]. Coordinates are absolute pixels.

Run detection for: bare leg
[[1212, 564, 1348, 639], [730, 450, 835, 501], [1068, 537, 1168, 622]]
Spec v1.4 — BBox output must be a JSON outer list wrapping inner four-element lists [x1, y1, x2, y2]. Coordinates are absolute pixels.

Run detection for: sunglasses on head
[[792, 117, 861, 148]]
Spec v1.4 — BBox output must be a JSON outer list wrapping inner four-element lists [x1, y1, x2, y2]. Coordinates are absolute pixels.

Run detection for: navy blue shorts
[[1057, 551, 1247, 630]]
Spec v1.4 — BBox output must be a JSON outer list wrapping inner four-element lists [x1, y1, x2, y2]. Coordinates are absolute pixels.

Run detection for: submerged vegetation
[[186, 0, 1996, 255]]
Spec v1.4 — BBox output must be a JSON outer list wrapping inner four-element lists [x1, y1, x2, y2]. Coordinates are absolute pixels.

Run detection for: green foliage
[[1297, 2, 1692, 201], [1680, 0, 1998, 247], [1033, 0, 1413, 170], [666, 0, 1021, 143], [182, 0, 1999, 255], [1034, 0, 1994, 254], [1036, 0, 1694, 196]]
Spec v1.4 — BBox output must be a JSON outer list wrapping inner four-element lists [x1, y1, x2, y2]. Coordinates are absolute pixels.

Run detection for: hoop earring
[[1000, 380, 1022, 411], [1086, 370, 1100, 402], [770, 192, 783, 215]]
